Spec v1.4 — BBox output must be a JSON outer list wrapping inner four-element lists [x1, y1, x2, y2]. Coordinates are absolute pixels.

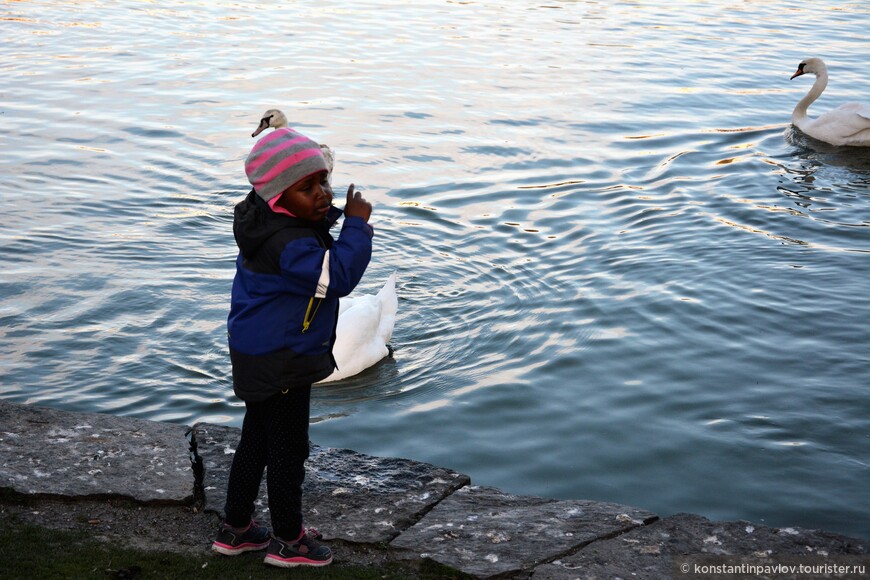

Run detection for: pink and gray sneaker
[[263, 527, 333, 568], [211, 519, 271, 555]]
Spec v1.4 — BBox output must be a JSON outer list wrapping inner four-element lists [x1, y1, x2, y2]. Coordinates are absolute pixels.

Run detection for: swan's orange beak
[[790, 65, 805, 80]]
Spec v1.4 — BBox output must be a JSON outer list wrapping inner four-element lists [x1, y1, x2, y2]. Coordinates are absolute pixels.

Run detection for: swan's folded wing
[[376, 272, 398, 343], [337, 296, 355, 317], [326, 296, 387, 381], [814, 106, 870, 144], [836, 102, 870, 121]]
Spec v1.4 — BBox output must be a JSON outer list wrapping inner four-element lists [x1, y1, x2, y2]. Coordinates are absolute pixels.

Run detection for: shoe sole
[[263, 554, 333, 568], [211, 541, 270, 556]]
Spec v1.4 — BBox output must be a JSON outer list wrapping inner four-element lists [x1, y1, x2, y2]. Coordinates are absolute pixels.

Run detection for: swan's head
[[791, 57, 827, 80], [251, 109, 288, 137]]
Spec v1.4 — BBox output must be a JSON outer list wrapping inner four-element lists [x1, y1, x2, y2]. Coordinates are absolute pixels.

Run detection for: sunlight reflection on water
[[2, 0, 869, 539]]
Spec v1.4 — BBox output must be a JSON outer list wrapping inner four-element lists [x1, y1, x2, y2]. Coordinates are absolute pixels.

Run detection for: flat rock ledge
[[0, 400, 192, 503], [2, 401, 868, 579]]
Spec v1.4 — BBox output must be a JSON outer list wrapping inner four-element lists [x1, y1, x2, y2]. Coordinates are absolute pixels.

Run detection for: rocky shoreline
[[1, 400, 867, 578]]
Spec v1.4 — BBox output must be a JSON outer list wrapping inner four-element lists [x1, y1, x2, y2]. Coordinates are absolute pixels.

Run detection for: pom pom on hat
[[245, 127, 329, 202]]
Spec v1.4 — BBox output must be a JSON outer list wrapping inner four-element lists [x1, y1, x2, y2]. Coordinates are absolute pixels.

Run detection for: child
[[211, 126, 373, 568]]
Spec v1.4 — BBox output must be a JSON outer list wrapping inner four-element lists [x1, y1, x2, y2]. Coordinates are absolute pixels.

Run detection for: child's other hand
[[344, 184, 372, 223]]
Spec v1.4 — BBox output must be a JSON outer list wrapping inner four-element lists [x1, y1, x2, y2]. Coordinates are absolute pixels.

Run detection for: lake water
[[2, 1, 868, 540]]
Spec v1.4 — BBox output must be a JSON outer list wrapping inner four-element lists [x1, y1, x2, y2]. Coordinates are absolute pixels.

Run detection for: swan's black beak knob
[[790, 63, 806, 80], [251, 115, 272, 138]]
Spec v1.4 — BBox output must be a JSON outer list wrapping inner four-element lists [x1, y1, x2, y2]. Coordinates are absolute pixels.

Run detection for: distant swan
[[251, 108, 335, 180], [316, 273, 398, 383], [789, 58, 870, 147]]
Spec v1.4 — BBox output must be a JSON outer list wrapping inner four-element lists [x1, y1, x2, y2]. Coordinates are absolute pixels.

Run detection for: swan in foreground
[[252, 109, 335, 180], [789, 58, 870, 147], [316, 272, 398, 383]]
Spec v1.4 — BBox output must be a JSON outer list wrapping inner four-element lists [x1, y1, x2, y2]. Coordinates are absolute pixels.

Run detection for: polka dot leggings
[[223, 385, 311, 539]]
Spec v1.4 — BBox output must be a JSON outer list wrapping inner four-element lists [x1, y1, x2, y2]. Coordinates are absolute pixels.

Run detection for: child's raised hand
[[344, 184, 372, 223]]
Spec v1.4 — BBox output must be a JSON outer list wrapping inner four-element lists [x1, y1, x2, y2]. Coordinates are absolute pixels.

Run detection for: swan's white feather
[[317, 272, 398, 383]]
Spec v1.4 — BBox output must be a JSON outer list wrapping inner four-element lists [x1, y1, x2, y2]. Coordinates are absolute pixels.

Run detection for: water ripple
[[2, 0, 869, 540]]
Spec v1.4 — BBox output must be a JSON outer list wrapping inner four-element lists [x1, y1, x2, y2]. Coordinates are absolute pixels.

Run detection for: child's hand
[[344, 184, 372, 223]]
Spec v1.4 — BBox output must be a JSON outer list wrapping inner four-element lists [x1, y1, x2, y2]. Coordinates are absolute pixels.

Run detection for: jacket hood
[[233, 189, 342, 258]]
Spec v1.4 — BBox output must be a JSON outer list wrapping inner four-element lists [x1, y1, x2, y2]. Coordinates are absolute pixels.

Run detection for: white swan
[[316, 272, 398, 383], [789, 58, 870, 147], [251, 109, 335, 180]]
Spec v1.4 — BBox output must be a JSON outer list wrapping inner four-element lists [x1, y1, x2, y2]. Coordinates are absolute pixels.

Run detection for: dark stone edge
[[0, 486, 194, 508]]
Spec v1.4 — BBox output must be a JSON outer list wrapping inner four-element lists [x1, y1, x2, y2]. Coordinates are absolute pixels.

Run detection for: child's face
[[276, 171, 333, 222]]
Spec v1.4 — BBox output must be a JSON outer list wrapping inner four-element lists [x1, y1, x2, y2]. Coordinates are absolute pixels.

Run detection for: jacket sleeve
[[278, 216, 373, 298]]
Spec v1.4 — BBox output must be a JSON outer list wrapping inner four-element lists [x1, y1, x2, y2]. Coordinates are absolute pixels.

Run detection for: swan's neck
[[792, 70, 828, 123]]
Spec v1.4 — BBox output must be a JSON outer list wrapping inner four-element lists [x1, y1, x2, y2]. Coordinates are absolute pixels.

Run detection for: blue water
[[1, 1, 868, 539]]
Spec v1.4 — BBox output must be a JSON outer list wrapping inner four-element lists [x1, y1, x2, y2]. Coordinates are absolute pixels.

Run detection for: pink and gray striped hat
[[245, 127, 328, 202]]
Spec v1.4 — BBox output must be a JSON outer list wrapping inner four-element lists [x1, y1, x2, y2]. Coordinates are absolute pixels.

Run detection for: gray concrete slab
[[191, 422, 470, 544], [0, 400, 193, 504], [533, 513, 870, 579], [390, 484, 658, 578]]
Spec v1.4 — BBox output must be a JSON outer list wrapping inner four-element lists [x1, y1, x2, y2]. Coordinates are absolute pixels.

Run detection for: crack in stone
[[185, 426, 205, 512], [529, 514, 663, 574]]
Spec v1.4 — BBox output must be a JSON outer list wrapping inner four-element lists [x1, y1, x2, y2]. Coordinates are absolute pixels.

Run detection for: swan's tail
[[377, 272, 398, 342]]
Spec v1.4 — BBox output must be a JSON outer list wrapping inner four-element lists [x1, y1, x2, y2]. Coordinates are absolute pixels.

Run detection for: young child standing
[[211, 126, 373, 568]]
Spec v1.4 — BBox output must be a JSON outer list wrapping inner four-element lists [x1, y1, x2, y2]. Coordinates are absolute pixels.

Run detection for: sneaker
[[211, 519, 271, 555], [263, 529, 333, 568]]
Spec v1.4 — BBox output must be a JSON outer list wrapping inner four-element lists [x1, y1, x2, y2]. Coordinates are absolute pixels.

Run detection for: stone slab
[[192, 422, 470, 543], [533, 512, 870, 579], [389, 484, 658, 578], [0, 400, 193, 504]]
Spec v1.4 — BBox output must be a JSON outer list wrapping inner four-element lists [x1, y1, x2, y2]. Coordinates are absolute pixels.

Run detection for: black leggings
[[223, 385, 311, 539]]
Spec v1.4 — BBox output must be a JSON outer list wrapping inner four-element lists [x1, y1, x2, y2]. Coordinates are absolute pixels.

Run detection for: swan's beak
[[790, 64, 806, 80], [251, 118, 269, 138]]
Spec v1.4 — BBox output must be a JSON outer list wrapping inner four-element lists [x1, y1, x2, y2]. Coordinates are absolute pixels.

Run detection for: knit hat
[[245, 127, 329, 202]]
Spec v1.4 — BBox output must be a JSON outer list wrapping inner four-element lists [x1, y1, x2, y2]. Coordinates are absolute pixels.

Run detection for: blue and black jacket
[[227, 189, 373, 401]]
